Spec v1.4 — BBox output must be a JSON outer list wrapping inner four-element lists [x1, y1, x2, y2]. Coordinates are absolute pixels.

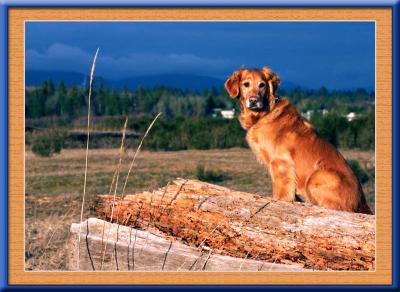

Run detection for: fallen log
[[68, 218, 307, 271], [93, 178, 375, 271]]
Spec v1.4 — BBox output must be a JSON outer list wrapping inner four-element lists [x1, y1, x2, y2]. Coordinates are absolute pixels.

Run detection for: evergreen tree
[[56, 80, 67, 116], [120, 86, 131, 115], [46, 79, 55, 96], [94, 78, 105, 116], [65, 86, 81, 118], [204, 95, 216, 116]]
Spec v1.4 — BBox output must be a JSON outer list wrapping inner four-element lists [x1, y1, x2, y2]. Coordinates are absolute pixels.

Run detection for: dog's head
[[224, 67, 281, 112]]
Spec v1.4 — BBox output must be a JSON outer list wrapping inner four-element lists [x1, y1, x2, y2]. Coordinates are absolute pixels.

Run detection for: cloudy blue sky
[[25, 21, 375, 90]]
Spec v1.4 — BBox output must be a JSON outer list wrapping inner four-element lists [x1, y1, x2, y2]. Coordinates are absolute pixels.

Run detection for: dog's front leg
[[270, 159, 296, 202]]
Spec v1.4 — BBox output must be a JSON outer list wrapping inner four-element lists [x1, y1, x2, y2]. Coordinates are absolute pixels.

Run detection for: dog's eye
[[243, 82, 250, 87], [259, 82, 266, 88]]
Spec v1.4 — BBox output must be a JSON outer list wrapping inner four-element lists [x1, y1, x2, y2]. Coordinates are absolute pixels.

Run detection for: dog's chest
[[246, 127, 274, 166]]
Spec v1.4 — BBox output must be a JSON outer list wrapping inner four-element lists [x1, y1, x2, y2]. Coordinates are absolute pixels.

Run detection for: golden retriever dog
[[225, 67, 372, 214]]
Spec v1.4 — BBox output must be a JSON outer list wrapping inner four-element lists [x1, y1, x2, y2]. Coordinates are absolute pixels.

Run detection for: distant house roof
[[346, 112, 356, 121], [220, 109, 235, 119]]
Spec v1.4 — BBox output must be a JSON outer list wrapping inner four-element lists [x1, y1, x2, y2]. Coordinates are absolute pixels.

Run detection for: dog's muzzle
[[246, 96, 263, 110]]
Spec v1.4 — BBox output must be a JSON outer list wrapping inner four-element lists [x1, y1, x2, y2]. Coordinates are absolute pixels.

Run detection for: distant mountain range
[[25, 70, 304, 91]]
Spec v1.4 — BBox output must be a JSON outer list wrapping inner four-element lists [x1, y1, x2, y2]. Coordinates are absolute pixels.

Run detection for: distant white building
[[301, 109, 329, 120], [213, 108, 235, 119], [346, 112, 356, 122], [220, 109, 235, 119], [302, 110, 313, 120]]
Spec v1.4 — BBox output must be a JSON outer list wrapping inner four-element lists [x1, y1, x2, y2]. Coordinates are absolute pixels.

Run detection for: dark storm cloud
[[25, 21, 375, 90]]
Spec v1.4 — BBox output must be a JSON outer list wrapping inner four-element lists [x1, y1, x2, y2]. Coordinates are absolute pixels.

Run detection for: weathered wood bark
[[68, 218, 307, 271], [94, 178, 375, 271]]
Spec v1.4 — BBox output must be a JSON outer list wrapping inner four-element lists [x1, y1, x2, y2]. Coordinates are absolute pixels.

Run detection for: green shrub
[[96, 116, 127, 129], [144, 117, 247, 151], [31, 129, 67, 157], [195, 164, 228, 183], [347, 159, 369, 184]]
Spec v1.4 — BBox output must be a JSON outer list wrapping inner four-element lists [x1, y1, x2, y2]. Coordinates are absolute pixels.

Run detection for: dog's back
[[247, 99, 372, 214]]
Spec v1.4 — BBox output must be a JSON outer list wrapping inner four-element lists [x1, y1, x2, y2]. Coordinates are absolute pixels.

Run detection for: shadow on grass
[[195, 164, 232, 183]]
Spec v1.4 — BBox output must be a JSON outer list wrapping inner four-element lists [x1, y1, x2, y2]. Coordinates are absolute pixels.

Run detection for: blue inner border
[[0, 1, 398, 291]]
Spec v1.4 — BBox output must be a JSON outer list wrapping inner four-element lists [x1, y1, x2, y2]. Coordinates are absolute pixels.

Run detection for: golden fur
[[225, 67, 372, 214]]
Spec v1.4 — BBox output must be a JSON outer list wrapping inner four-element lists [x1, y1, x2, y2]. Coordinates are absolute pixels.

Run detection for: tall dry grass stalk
[[109, 117, 129, 222], [121, 112, 162, 198], [100, 117, 128, 270], [99, 112, 161, 270], [77, 48, 99, 270]]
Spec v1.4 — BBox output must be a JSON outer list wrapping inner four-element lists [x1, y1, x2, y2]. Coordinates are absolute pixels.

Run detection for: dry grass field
[[25, 148, 375, 270]]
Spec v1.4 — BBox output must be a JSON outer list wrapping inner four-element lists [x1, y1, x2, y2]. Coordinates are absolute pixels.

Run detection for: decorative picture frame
[[0, 1, 398, 289]]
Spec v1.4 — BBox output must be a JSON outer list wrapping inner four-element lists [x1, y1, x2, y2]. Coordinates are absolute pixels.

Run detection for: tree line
[[26, 80, 374, 120], [25, 80, 233, 120], [26, 79, 375, 154]]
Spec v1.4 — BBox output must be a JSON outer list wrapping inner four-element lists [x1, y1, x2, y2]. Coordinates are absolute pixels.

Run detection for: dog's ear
[[262, 66, 281, 110], [224, 69, 243, 98], [262, 66, 281, 95]]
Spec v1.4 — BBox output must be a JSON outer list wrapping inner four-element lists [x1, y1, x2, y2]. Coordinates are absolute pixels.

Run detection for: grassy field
[[25, 148, 375, 270]]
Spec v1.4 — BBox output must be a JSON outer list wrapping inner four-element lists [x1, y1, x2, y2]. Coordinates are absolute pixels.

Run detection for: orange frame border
[[9, 8, 392, 285]]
